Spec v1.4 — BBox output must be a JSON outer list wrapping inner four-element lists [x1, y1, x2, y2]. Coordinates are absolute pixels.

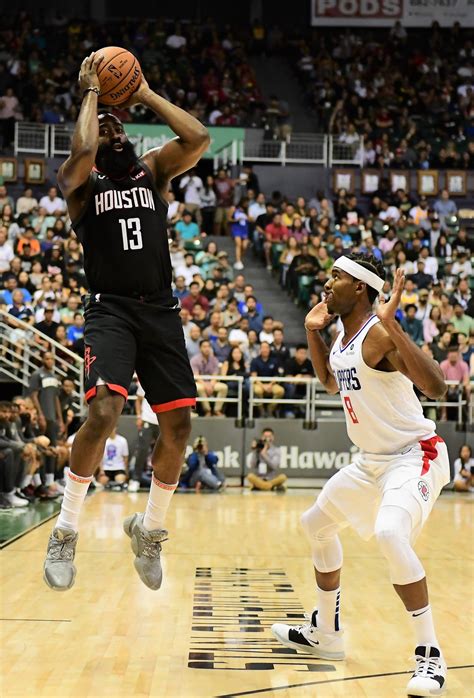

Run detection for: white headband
[[333, 256, 385, 293]]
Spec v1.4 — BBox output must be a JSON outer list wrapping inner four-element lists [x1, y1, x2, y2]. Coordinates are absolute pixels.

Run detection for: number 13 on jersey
[[343, 396, 359, 424], [119, 217, 143, 250]]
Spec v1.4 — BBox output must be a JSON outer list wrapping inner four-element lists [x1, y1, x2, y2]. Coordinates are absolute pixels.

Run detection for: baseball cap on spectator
[[217, 251, 229, 259]]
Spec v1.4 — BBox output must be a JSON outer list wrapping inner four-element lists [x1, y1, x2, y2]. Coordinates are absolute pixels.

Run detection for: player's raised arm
[[377, 269, 447, 399], [122, 76, 210, 191], [304, 302, 339, 395], [57, 52, 104, 198]]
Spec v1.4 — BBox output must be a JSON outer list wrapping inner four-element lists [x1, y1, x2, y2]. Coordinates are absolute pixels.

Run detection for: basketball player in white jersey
[[272, 254, 450, 697]]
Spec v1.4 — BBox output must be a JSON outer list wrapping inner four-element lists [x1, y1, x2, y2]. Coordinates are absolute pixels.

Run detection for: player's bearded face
[[96, 138, 138, 178]]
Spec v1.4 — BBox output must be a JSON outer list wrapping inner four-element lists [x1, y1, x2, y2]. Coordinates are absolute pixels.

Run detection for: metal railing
[[0, 308, 85, 415], [249, 376, 312, 421], [328, 135, 364, 167], [14, 123, 49, 156], [194, 374, 244, 421], [14, 123, 363, 167]]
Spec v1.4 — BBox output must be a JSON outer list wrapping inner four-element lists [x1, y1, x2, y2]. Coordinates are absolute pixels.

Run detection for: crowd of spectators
[[0, 14, 292, 148], [294, 24, 474, 167], [1, 171, 473, 426]]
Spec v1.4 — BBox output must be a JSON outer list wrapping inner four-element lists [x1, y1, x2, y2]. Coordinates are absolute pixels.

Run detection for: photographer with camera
[[453, 444, 474, 492], [247, 428, 287, 491], [181, 436, 225, 491]]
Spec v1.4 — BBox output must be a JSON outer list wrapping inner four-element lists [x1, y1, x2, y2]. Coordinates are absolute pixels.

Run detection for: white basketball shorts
[[318, 434, 451, 541]]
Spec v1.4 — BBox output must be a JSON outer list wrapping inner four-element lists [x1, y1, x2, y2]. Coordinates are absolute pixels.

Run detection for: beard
[[95, 140, 138, 179]]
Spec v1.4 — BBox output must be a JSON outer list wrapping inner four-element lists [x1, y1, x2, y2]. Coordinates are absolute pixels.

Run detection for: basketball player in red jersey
[[272, 254, 450, 696], [43, 53, 209, 592]]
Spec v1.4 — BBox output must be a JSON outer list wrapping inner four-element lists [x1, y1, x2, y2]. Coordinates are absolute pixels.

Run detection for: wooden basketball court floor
[[1, 489, 473, 697]]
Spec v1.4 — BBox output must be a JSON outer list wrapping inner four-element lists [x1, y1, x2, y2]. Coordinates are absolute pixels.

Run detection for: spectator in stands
[[34, 305, 59, 347], [212, 326, 231, 363], [0, 86, 22, 148], [287, 243, 319, 299], [175, 210, 201, 247], [214, 168, 234, 236], [181, 436, 225, 491], [423, 306, 442, 344], [271, 327, 290, 367], [250, 341, 284, 416], [451, 303, 474, 336], [244, 295, 264, 333], [181, 280, 210, 313], [220, 345, 249, 403], [264, 213, 289, 270], [247, 428, 286, 491], [98, 428, 129, 489], [130, 384, 160, 492], [440, 347, 471, 420], [452, 252, 472, 279], [199, 175, 217, 235], [179, 168, 203, 225], [66, 312, 85, 346], [16, 188, 38, 215], [175, 252, 200, 286], [283, 344, 314, 417], [228, 198, 250, 270], [38, 186, 65, 217], [401, 304, 424, 346], [185, 324, 203, 360], [409, 261, 433, 291], [191, 339, 228, 417], [0, 401, 29, 508], [0, 226, 13, 273], [202, 310, 223, 343], [453, 444, 473, 492], [433, 189, 457, 224], [259, 316, 275, 344], [28, 352, 64, 493], [221, 297, 241, 328]]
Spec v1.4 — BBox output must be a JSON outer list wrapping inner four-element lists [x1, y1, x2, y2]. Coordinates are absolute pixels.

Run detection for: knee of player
[[87, 397, 122, 437], [374, 524, 409, 553], [160, 409, 192, 448]]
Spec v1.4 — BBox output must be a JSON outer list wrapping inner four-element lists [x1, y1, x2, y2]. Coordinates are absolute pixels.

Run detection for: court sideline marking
[[215, 664, 474, 697]]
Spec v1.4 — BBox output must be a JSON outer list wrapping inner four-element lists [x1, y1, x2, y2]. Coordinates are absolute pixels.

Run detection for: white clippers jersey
[[329, 315, 435, 454]]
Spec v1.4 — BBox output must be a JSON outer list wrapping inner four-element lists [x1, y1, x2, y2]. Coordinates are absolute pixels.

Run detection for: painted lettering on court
[[188, 567, 336, 673]]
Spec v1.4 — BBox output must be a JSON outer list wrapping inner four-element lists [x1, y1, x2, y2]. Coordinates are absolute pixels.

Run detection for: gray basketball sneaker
[[123, 512, 168, 590], [43, 527, 78, 591]]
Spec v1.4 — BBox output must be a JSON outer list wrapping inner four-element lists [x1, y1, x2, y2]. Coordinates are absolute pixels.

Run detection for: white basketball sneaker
[[271, 609, 345, 660], [406, 645, 446, 696]]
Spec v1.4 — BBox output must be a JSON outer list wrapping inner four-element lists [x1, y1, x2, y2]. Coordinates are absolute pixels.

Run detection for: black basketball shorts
[[82, 292, 196, 413]]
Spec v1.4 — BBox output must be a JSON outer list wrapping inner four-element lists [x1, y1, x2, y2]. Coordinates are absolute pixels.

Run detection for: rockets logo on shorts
[[418, 480, 430, 501]]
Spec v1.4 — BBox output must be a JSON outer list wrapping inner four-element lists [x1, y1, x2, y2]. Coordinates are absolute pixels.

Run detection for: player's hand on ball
[[304, 301, 334, 331], [120, 75, 150, 108], [376, 268, 404, 324], [78, 52, 104, 94]]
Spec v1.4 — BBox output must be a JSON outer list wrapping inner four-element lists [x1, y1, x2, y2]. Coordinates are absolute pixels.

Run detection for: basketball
[[96, 46, 142, 106]]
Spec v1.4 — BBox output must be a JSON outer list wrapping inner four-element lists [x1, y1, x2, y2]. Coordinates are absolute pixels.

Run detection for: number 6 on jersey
[[119, 217, 143, 250]]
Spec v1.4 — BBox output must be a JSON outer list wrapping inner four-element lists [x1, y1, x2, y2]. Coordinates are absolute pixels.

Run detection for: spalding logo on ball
[[96, 46, 142, 106]]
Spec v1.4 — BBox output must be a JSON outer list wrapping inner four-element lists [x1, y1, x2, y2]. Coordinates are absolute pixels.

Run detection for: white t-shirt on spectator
[[136, 383, 158, 425], [175, 263, 201, 285], [419, 256, 439, 279], [228, 328, 250, 349], [378, 206, 400, 222], [166, 34, 187, 49], [259, 330, 274, 344], [0, 241, 14, 272], [103, 434, 129, 471], [39, 195, 66, 214], [16, 195, 38, 215], [452, 260, 472, 278], [248, 202, 266, 220], [179, 175, 203, 205], [167, 200, 180, 221]]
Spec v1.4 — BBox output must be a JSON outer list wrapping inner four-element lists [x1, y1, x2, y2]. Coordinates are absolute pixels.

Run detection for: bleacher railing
[[0, 308, 85, 416], [15, 123, 363, 167]]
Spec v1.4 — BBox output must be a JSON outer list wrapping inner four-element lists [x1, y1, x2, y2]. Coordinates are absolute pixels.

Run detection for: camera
[[195, 437, 205, 451], [256, 439, 265, 450]]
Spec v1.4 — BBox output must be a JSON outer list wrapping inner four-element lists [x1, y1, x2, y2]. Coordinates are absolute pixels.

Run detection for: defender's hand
[[305, 301, 335, 332], [376, 268, 404, 324], [79, 52, 104, 94]]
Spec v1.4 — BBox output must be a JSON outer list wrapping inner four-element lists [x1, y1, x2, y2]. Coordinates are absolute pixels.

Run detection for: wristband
[[83, 86, 100, 98]]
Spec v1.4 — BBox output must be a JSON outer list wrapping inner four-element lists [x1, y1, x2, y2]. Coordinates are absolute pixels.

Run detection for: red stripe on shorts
[[151, 397, 196, 413], [85, 383, 128, 403], [419, 435, 444, 476]]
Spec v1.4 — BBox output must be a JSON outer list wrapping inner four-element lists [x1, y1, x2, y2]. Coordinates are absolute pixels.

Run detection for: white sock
[[21, 474, 33, 488], [316, 585, 341, 632], [409, 604, 439, 647], [33, 473, 42, 487], [55, 470, 92, 532], [143, 475, 177, 531], [45, 473, 54, 486]]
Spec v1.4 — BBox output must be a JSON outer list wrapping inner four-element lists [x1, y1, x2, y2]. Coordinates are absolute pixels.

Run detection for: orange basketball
[[96, 46, 142, 106]]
